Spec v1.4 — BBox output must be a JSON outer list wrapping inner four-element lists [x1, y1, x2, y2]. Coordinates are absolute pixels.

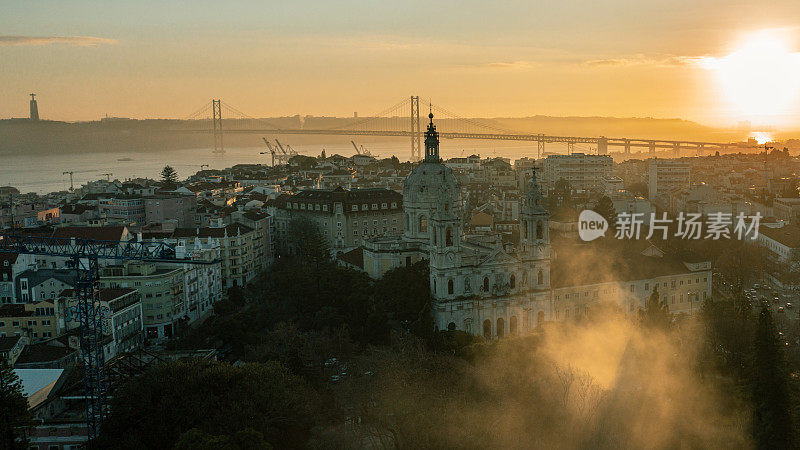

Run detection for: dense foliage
[[102, 220, 800, 449]]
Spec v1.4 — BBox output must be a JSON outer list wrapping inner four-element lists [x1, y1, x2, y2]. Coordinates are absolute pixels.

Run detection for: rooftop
[[759, 224, 800, 249]]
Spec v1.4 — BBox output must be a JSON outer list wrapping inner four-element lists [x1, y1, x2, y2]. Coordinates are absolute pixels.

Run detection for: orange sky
[[2, 1, 800, 130]]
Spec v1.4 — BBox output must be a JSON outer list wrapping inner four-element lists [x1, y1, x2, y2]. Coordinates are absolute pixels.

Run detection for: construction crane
[[0, 232, 215, 440], [63, 171, 75, 192], [62, 170, 96, 192]]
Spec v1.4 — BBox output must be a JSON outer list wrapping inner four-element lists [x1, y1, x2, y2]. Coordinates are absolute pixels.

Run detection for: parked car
[[787, 303, 793, 309], [778, 307, 785, 313]]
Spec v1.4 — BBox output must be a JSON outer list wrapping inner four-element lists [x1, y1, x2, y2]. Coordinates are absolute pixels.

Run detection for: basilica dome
[[402, 114, 461, 243]]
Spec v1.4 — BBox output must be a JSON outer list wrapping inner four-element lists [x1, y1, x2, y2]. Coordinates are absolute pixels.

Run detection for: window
[[537, 270, 543, 285], [448, 279, 454, 295], [536, 220, 543, 239], [510, 274, 516, 289], [446, 227, 453, 246], [419, 215, 427, 233], [483, 277, 490, 291]]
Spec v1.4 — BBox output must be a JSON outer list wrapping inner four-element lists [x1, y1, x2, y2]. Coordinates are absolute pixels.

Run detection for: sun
[[704, 31, 800, 127]]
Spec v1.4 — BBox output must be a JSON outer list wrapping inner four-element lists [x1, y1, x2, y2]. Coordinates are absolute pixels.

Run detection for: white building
[[540, 153, 613, 192], [648, 159, 691, 202]]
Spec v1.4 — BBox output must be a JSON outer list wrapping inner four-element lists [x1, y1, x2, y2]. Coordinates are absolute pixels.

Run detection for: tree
[[642, 285, 671, 330], [287, 217, 330, 268], [96, 360, 323, 449], [161, 165, 178, 184], [0, 361, 31, 449], [752, 307, 794, 449], [594, 195, 616, 225], [174, 428, 273, 450], [717, 242, 764, 292]]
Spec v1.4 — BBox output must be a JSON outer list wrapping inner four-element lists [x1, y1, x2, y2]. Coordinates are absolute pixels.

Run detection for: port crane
[[262, 138, 297, 166], [0, 232, 215, 440], [350, 140, 373, 157]]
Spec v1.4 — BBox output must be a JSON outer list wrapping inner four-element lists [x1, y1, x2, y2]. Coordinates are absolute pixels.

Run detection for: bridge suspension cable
[[174, 96, 754, 158]]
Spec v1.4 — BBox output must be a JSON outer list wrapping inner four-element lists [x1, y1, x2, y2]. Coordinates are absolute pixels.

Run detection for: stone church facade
[[364, 113, 554, 338]]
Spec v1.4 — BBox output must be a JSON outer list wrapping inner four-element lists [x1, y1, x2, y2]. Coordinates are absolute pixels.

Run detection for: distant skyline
[[3, 1, 800, 129]]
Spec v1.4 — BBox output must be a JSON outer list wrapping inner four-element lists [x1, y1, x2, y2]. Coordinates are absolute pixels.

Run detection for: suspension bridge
[[178, 96, 754, 160]]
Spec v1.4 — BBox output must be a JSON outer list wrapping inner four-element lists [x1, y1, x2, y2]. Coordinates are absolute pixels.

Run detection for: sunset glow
[[704, 31, 800, 126]]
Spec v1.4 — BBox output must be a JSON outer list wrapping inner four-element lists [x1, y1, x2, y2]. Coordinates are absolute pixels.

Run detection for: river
[[0, 139, 551, 195]]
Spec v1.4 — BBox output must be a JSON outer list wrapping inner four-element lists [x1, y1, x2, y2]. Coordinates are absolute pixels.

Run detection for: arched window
[[510, 274, 516, 289], [483, 319, 492, 339], [483, 277, 490, 292], [536, 220, 543, 239], [537, 311, 545, 327], [522, 221, 528, 240], [448, 279, 454, 295], [405, 213, 410, 232], [510, 316, 518, 335], [446, 227, 453, 247], [497, 318, 505, 338], [447, 322, 456, 331], [419, 215, 428, 233], [537, 269, 544, 285]]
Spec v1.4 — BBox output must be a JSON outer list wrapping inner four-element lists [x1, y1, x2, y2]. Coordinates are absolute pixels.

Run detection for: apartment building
[[173, 223, 266, 288], [58, 288, 144, 355], [648, 159, 691, 202], [144, 194, 197, 227], [99, 262, 185, 340], [0, 300, 59, 342], [539, 153, 613, 192], [172, 237, 224, 321], [271, 187, 403, 255], [98, 194, 146, 224]]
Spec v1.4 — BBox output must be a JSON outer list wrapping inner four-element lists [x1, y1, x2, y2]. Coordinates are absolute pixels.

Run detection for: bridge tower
[[410, 96, 421, 161], [212, 99, 224, 154]]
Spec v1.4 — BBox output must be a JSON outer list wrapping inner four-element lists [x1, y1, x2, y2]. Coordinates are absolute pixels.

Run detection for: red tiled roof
[[759, 225, 800, 249], [52, 226, 126, 242], [338, 247, 364, 269]]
